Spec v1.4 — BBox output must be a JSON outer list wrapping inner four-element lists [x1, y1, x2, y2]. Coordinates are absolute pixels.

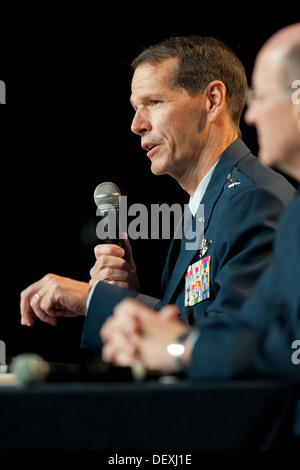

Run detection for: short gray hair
[[131, 36, 248, 137]]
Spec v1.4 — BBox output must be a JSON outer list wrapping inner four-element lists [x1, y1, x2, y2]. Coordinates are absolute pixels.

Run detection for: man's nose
[[131, 109, 152, 135]]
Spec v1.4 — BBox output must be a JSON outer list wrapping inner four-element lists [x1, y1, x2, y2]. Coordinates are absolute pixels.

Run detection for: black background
[[1, 1, 298, 361]]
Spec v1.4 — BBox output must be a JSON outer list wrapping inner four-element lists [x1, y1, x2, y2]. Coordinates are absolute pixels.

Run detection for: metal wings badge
[[199, 238, 212, 258], [226, 172, 241, 188]]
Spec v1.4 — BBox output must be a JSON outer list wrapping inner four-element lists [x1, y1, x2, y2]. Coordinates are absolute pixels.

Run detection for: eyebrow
[[129, 94, 165, 109]]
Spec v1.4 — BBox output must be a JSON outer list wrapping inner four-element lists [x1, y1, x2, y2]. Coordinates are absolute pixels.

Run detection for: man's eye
[[150, 100, 161, 106]]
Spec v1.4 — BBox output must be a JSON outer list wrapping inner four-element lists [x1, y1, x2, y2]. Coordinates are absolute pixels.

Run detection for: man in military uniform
[[21, 36, 295, 355]]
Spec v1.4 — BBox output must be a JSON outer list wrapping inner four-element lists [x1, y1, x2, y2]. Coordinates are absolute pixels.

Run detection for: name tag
[[185, 256, 210, 306]]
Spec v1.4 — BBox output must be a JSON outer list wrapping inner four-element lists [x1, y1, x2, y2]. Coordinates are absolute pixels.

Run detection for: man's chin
[[150, 162, 168, 177]]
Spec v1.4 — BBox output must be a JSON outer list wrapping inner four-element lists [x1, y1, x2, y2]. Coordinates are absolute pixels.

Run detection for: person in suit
[[99, 23, 300, 385], [20, 36, 295, 355]]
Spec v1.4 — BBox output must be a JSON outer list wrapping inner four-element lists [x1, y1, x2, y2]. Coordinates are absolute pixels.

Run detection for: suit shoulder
[[223, 155, 295, 203]]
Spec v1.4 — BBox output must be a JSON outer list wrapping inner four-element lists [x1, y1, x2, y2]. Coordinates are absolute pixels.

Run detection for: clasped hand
[[100, 299, 188, 374]]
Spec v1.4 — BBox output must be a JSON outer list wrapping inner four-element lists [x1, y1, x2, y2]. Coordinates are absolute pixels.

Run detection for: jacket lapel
[[161, 139, 251, 304]]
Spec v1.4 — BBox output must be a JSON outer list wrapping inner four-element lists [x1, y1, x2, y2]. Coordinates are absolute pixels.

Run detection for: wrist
[[166, 327, 200, 373]]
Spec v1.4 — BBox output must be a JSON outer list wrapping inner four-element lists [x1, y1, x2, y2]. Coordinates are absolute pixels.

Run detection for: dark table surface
[[0, 376, 297, 451]]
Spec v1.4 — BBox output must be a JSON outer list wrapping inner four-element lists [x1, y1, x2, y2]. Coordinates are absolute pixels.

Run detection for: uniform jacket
[[187, 185, 300, 382], [81, 139, 295, 351]]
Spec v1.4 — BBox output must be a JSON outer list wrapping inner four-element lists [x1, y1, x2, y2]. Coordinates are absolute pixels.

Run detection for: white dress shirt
[[189, 161, 218, 216]]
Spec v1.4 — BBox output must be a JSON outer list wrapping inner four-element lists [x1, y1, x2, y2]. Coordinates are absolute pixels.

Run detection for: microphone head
[[94, 182, 121, 210], [10, 353, 50, 386]]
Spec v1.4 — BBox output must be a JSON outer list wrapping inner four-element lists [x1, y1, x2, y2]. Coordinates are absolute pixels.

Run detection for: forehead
[[131, 57, 178, 97], [252, 47, 283, 87]]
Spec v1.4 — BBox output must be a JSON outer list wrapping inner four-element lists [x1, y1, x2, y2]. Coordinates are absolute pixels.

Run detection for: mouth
[[141, 142, 161, 157]]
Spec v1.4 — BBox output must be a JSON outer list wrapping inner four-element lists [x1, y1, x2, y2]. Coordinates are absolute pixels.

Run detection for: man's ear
[[292, 87, 300, 135], [205, 80, 227, 123]]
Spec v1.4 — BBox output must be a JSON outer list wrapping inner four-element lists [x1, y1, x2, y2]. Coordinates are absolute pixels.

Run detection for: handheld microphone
[[9, 352, 135, 385], [94, 182, 125, 249]]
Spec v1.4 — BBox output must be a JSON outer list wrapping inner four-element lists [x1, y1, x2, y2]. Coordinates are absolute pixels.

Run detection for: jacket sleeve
[[80, 281, 165, 351], [186, 279, 300, 383]]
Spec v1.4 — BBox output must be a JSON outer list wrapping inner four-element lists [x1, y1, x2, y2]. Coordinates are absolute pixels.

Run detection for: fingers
[[94, 244, 125, 259], [100, 299, 187, 372], [90, 242, 139, 291], [93, 237, 134, 263], [20, 276, 58, 327], [100, 298, 153, 363], [100, 299, 141, 341], [113, 298, 152, 331], [29, 293, 59, 326], [159, 304, 180, 320], [89, 261, 137, 289], [102, 330, 138, 366], [101, 299, 179, 342], [20, 274, 91, 327], [100, 299, 143, 366], [90, 257, 134, 281]]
